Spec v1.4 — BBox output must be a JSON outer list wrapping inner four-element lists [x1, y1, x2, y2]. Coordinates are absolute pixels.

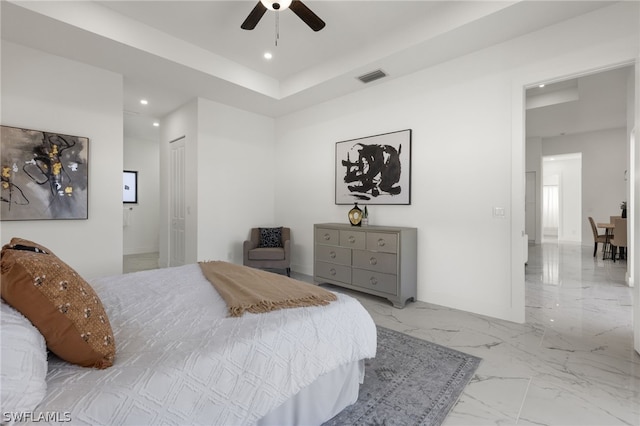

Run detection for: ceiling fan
[[241, 0, 326, 32]]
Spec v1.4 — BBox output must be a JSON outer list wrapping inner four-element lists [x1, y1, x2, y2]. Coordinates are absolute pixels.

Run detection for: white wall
[[159, 98, 276, 266], [1, 41, 124, 278], [274, 2, 639, 322], [123, 121, 160, 255], [542, 128, 626, 245], [196, 98, 276, 264]]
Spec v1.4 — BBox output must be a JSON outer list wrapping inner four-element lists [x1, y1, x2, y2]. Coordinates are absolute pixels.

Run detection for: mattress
[[34, 264, 377, 425]]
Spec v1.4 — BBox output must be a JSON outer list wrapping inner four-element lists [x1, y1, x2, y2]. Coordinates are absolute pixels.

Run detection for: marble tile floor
[[124, 244, 639, 425]]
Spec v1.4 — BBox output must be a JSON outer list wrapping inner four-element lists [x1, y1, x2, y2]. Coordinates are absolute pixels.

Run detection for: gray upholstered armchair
[[243, 227, 291, 276]]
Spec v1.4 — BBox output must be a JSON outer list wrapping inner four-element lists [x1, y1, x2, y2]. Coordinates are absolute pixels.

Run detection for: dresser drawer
[[315, 261, 351, 283], [366, 232, 398, 253], [316, 228, 340, 246], [339, 230, 366, 249], [352, 269, 397, 295], [352, 250, 397, 274], [315, 245, 351, 265]]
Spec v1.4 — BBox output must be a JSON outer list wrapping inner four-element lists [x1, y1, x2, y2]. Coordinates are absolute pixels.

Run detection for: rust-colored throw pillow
[[0, 238, 115, 369]]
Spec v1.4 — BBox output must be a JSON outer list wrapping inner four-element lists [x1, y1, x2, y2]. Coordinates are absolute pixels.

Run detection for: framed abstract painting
[[335, 129, 411, 205], [1, 125, 89, 220]]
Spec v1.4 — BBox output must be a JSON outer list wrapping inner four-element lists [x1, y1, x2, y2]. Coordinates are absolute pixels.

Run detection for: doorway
[[542, 176, 559, 241], [521, 64, 636, 353], [541, 154, 582, 244]]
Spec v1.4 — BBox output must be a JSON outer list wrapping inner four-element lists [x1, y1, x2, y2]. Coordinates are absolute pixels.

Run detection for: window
[[123, 171, 138, 204]]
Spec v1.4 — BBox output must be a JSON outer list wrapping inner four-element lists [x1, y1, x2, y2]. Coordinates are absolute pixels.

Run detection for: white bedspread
[[35, 264, 377, 425]]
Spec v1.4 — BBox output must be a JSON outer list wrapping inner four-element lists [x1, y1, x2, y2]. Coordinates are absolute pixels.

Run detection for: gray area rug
[[323, 326, 481, 426]]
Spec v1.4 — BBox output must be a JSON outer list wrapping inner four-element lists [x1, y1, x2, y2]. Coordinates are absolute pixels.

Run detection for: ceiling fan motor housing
[[260, 0, 293, 11]]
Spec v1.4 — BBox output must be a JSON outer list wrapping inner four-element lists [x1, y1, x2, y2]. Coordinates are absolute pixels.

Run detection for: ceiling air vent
[[357, 69, 387, 84]]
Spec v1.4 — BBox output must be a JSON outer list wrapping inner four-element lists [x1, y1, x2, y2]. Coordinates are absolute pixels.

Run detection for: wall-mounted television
[[123, 170, 138, 204]]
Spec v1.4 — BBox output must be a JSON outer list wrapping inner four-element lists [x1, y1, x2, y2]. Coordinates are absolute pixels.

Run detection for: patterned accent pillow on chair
[[259, 227, 283, 248]]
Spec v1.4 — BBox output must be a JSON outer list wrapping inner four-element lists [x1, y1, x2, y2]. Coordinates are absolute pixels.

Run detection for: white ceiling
[[526, 66, 631, 138], [1, 1, 628, 139]]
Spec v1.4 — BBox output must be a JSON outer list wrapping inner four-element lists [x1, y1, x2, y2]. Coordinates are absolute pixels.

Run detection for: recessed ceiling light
[[153, 122, 159, 127], [140, 99, 148, 105], [264, 52, 273, 60]]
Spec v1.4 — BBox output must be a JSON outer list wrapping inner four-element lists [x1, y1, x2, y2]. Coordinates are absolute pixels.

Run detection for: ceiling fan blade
[[289, 0, 325, 32], [241, 2, 268, 30]]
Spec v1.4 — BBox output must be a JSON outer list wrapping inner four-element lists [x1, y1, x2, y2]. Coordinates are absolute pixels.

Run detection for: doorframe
[[525, 171, 537, 242], [631, 128, 637, 288], [169, 135, 187, 267]]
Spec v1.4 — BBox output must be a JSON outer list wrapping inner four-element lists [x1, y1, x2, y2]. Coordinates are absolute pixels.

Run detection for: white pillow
[[1, 300, 48, 413]]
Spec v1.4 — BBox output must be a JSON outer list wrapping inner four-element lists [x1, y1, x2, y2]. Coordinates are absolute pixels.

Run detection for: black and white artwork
[[335, 129, 411, 205]]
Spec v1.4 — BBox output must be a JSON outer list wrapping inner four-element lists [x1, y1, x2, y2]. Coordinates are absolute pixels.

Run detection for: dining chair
[[607, 216, 621, 256], [588, 216, 608, 257], [610, 218, 627, 262]]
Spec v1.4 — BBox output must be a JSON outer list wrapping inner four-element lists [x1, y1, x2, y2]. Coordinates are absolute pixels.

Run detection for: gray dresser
[[313, 223, 417, 308]]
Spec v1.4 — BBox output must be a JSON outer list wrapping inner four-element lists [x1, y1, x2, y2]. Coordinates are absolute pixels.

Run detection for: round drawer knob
[[348, 235, 356, 243], [369, 257, 377, 265], [377, 238, 386, 247], [323, 233, 330, 241], [329, 268, 336, 276], [370, 277, 378, 286], [329, 251, 336, 259]]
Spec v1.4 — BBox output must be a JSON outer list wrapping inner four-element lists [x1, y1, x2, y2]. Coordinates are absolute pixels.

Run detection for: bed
[[1, 242, 377, 426]]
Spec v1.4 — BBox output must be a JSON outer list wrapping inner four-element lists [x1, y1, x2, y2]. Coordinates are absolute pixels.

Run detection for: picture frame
[[123, 170, 138, 204], [335, 129, 411, 205], [1, 125, 89, 220]]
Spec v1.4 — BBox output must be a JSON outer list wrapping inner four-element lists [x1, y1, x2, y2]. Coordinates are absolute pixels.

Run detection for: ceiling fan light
[[260, 0, 292, 11]]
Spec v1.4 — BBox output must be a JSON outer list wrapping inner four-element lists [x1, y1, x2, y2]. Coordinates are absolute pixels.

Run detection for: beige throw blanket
[[198, 261, 337, 317]]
